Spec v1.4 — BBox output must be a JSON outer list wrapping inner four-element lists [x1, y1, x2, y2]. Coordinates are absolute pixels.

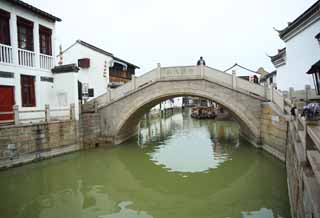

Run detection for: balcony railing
[[18, 48, 35, 67], [0, 43, 13, 64], [40, 53, 54, 70]]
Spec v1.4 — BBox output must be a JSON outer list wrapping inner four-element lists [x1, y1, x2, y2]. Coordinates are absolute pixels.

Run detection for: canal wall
[[0, 120, 80, 169], [286, 116, 320, 218], [0, 112, 114, 169], [260, 102, 288, 162]]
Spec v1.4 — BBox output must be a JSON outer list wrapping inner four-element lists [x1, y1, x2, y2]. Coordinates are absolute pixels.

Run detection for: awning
[[306, 60, 320, 74]]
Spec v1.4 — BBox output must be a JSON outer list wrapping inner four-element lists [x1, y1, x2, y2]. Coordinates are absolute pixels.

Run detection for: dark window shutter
[[88, 88, 94, 97], [78, 58, 90, 68], [21, 75, 36, 107], [78, 81, 82, 101]]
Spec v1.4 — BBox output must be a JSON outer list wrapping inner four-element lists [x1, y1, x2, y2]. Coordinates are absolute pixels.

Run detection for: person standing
[[197, 56, 206, 66]]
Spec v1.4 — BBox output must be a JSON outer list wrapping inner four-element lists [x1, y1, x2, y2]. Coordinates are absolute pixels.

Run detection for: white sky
[[26, 0, 317, 75]]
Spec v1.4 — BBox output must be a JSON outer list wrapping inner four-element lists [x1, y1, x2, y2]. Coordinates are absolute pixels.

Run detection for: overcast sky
[[26, 0, 317, 75]]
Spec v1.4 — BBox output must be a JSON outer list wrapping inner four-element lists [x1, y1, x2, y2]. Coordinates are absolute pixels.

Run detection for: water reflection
[[0, 110, 290, 218], [140, 111, 238, 173]]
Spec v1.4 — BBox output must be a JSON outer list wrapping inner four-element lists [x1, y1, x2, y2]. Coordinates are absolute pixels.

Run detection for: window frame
[[39, 25, 52, 55], [17, 16, 34, 51], [21, 75, 36, 107], [0, 9, 11, 46]]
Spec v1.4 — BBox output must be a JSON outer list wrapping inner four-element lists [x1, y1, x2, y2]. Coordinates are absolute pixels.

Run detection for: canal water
[[0, 110, 290, 218]]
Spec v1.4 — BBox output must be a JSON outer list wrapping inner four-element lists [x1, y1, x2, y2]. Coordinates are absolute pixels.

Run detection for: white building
[[0, 1, 139, 124], [0, 0, 61, 124], [270, 0, 320, 91], [59, 40, 139, 102]]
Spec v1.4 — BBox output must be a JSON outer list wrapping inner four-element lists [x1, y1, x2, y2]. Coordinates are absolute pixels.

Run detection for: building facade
[[270, 0, 320, 91], [0, 0, 61, 124], [60, 40, 139, 99]]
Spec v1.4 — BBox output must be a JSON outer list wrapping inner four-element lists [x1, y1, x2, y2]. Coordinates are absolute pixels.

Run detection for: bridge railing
[[85, 64, 285, 113], [204, 67, 233, 88], [161, 66, 199, 79]]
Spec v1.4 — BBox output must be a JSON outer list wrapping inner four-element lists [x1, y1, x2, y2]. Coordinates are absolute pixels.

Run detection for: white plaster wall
[[54, 73, 79, 119], [0, 1, 59, 121], [62, 43, 113, 101], [282, 20, 320, 91]]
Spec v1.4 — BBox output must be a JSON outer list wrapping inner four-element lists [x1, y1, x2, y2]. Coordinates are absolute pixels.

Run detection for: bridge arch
[[98, 79, 263, 145]]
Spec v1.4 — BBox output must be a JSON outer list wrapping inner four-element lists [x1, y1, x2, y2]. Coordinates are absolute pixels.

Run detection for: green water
[[0, 110, 290, 218]]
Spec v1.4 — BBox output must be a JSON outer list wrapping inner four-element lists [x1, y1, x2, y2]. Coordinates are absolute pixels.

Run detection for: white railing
[[0, 43, 13, 64], [0, 104, 75, 126], [18, 48, 35, 67], [40, 53, 54, 70], [87, 64, 286, 112]]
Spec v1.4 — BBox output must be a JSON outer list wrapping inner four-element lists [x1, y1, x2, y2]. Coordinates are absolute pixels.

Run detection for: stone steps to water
[[307, 126, 320, 151], [307, 151, 320, 186]]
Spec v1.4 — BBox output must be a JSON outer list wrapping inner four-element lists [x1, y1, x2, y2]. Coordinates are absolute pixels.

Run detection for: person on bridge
[[197, 56, 206, 66]]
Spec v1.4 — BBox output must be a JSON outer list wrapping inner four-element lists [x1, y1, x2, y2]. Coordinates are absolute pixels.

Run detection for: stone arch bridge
[[83, 64, 286, 150]]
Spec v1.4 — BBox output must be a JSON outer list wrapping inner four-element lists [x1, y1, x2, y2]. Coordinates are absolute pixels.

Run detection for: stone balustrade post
[[94, 101, 98, 113], [13, 105, 19, 125], [305, 85, 311, 104], [108, 88, 112, 101], [45, 104, 50, 122], [200, 63, 204, 79], [70, 103, 75, 120], [157, 63, 161, 80], [132, 75, 136, 90], [232, 70, 237, 89], [289, 87, 294, 100], [264, 83, 273, 101]]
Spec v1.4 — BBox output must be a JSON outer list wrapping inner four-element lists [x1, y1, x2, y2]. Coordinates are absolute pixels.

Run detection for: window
[[39, 25, 52, 55], [21, 75, 36, 107], [17, 16, 34, 51], [0, 9, 10, 45]]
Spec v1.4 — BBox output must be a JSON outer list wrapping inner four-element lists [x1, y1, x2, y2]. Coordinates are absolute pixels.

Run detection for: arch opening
[[114, 91, 260, 145]]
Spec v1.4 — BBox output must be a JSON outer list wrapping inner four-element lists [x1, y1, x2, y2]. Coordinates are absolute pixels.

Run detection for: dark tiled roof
[[76, 40, 139, 69], [51, 64, 79, 73], [269, 48, 286, 62], [278, 0, 320, 39], [76, 40, 113, 57], [306, 59, 320, 74], [5, 0, 61, 22]]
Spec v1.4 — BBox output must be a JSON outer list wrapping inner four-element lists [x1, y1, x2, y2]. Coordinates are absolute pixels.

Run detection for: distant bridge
[[83, 64, 285, 144]]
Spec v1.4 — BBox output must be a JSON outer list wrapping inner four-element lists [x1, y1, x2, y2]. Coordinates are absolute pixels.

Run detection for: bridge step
[[307, 151, 320, 186], [303, 168, 320, 218], [293, 139, 306, 163], [297, 130, 306, 145], [308, 126, 320, 151]]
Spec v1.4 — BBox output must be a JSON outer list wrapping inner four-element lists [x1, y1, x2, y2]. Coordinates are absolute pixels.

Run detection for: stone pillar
[[94, 101, 98, 113], [132, 75, 136, 90], [13, 105, 19, 125], [200, 63, 204, 79], [107, 88, 112, 102], [264, 83, 270, 100], [232, 70, 237, 89], [157, 63, 161, 80], [289, 87, 294, 100], [45, 104, 50, 122], [70, 103, 75, 120], [305, 85, 311, 104]]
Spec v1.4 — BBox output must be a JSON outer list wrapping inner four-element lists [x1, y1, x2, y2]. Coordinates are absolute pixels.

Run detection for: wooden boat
[[191, 106, 216, 119]]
